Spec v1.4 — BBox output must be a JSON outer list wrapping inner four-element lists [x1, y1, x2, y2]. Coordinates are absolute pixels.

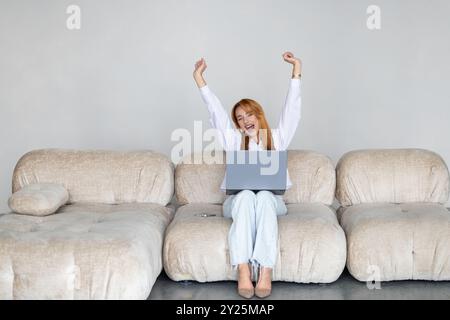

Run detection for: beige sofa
[[163, 150, 347, 283], [336, 149, 450, 282], [0, 149, 174, 299]]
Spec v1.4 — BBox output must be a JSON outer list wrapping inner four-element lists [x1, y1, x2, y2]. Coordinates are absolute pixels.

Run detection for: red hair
[[231, 99, 274, 150]]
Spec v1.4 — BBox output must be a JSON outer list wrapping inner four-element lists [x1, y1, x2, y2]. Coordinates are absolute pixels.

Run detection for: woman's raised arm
[[277, 52, 303, 150], [193, 58, 207, 88], [193, 58, 238, 150]]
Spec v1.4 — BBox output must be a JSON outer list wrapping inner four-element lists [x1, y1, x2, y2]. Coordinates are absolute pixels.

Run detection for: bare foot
[[237, 263, 254, 299], [255, 267, 272, 298]]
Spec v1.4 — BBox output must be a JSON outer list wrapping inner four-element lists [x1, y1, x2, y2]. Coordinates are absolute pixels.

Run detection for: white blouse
[[199, 78, 302, 191]]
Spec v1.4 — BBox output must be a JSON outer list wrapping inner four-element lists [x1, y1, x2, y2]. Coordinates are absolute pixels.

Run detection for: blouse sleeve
[[276, 78, 302, 150], [199, 84, 240, 150]]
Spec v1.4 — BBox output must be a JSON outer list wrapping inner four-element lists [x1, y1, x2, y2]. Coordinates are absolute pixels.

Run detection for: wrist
[[194, 75, 206, 88], [291, 70, 301, 79]]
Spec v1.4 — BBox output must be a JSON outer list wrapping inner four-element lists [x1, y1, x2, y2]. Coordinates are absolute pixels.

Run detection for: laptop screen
[[225, 151, 287, 195]]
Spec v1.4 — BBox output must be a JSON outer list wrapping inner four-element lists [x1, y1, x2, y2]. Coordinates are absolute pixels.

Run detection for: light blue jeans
[[223, 190, 288, 270]]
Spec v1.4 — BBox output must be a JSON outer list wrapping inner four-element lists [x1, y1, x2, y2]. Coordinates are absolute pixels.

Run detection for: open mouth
[[244, 124, 255, 130]]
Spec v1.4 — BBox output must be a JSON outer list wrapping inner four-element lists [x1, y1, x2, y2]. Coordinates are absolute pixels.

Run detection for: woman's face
[[235, 106, 260, 138]]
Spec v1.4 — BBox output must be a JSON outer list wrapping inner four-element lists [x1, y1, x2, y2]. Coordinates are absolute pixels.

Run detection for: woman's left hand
[[282, 51, 301, 66], [283, 51, 302, 77]]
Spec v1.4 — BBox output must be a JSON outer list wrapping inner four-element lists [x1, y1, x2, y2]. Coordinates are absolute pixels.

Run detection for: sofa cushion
[[340, 202, 450, 281], [0, 202, 174, 299], [175, 150, 336, 205], [336, 149, 450, 206], [163, 203, 346, 283], [12, 149, 174, 206], [8, 183, 69, 216]]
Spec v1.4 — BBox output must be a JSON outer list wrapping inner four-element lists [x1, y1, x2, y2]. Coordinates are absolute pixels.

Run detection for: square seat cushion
[[339, 202, 450, 281], [0, 202, 173, 299], [163, 203, 346, 283]]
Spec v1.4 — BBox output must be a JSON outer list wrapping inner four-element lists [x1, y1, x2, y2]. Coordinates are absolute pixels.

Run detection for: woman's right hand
[[193, 58, 207, 77], [193, 58, 207, 88]]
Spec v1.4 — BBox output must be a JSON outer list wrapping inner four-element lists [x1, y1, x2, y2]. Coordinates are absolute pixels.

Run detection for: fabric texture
[[8, 183, 69, 216], [336, 149, 450, 282], [336, 149, 449, 206], [339, 203, 450, 281], [12, 149, 174, 206], [1, 149, 175, 299], [175, 150, 335, 205], [0, 202, 174, 299], [163, 202, 346, 283]]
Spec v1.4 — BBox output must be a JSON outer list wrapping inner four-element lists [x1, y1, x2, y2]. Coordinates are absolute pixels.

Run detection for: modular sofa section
[[336, 149, 450, 281], [0, 149, 175, 299], [164, 150, 346, 283]]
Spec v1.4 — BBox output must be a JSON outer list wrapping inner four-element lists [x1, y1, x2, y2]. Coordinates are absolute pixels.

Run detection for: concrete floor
[[149, 269, 450, 300]]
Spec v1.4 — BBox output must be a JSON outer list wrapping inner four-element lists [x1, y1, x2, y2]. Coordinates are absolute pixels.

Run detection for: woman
[[193, 52, 302, 298]]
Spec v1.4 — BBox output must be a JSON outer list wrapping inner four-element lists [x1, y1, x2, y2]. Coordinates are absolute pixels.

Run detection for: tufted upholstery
[[164, 203, 346, 283], [165, 150, 346, 283], [12, 149, 174, 206], [175, 150, 336, 205], [339, 203, 450, 281], [336, 149, 450, 281], [336, 149, 449, 206], [0, 149, 175, 299], [0, 203, 173, 299]]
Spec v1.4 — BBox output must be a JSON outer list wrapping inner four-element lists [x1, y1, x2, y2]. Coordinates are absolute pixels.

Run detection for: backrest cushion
[[175, 150, 336, 205], [12, 149, 174, 206], [336, 149, 450, 206]]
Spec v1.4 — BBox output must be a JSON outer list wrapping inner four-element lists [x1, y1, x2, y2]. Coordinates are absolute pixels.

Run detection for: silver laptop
[[225, 150, 287, 195]]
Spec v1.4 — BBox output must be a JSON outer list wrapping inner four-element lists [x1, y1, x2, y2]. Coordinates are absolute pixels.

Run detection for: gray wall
[[1, 0, 450, 211]]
